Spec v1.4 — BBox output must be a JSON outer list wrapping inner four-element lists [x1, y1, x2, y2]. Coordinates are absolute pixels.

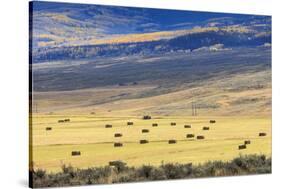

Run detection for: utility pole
[[34, 102, 38, 113], [194, 103, 197, 116], [191, 101, 198, 116], [191, 101, 194, 116]]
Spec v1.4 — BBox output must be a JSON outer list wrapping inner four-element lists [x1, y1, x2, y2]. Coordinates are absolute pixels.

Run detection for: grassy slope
[[33, 69, 271, 116]]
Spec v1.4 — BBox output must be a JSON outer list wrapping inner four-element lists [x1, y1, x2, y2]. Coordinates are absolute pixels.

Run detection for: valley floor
[[31, 115, 271, 173]]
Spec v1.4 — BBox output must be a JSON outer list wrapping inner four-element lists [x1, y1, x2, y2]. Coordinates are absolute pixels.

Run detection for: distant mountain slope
[[32, 27, 271, 63], [31, 1, 271, 52], [33, 48, 271, 92]]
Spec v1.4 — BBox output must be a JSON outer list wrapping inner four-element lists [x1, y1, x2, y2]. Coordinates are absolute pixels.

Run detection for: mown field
[[31, 114, 271, 173]]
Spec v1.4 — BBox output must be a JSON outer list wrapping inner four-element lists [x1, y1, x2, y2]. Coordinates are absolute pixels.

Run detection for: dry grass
[[31, 115, 271, 173]]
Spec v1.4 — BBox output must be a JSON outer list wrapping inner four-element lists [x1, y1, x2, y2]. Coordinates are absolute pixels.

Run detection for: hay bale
[[238, 144, 247, 150], [168, 139, 177, 144], [203, 126, 210, 130], [259, 132, 267, 137], [58, 120, 64, 123], [186, 134, 195, 138], [197, 135, 205, 140], [45, 127, 52, 131], [105, 124, 112, 128], [184, 125, 191, 128], [143, 115, 151, 120], [210, 120, 216, 123], [109, 160, 126, 167], [114, 143, 123, 147], [244, 140, 251, 145], [140, 140, 149, 144], [170, 122, 176, 126], [114, 133, 122, 137], [71, 151, 81, 156], [142, 129, 149, 133], [127, 122, 134, 126], [152, 123, 158, 127]]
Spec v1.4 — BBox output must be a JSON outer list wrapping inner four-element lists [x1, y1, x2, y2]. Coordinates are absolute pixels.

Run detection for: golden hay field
[[31, 114, 271, 173]]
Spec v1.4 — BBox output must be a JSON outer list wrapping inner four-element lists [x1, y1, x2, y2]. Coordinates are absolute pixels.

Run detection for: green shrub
[[33, 169, 46, 179], [32, 154, 271, 187], [138, 165, 154, 178], [109, 161, 127, 173]]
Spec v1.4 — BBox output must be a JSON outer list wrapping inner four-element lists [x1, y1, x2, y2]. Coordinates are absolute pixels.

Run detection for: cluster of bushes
[[31, 155, 271, 188]]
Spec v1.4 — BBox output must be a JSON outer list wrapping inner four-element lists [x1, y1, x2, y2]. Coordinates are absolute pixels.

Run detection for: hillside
[[33, 47, 271, 116], [31, 1, 271, 63], [32, 28, 271, 63], [31, 1, 270, 49]]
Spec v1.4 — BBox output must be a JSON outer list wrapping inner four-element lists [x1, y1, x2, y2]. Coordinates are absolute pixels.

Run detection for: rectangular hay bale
[[114, 143, 123, 147], [168, 139, 177, 144], [127, 122, 134, 126], [238, 144, 247, 150], [142, 129, 149, 133], [114, 133, 122, 137], [109, 161, 126, 167], [143, 115, 151, 120], [186, 134, 195, 138], [244, 140, 251, 145], [105, 124, 112, 128], [197, 135, 205, 140], [71, 151, 81, 156], [259, 132, 266, 137], [140, 140, 149, 144]]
